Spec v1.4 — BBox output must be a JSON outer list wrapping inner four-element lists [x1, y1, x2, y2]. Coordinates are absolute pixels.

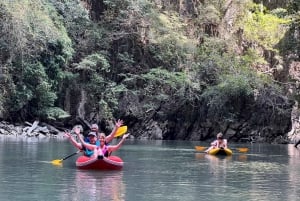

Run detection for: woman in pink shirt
[[205, 132, 227, 153]]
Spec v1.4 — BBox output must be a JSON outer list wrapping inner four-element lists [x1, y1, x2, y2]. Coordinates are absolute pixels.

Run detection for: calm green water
[[0, 136, 299, 201]]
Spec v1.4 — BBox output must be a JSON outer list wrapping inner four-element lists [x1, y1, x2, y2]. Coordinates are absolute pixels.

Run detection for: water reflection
[[60, 170, 125, 201], [286, 144, 300, 201], [195, 152, 247, 162], [287, 143, 300, 157], [204, 154, 232, 181]]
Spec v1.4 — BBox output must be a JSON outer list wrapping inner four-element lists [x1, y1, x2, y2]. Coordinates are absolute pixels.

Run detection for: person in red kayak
[[73, 127, 130, 159], [98, 132, 130, 157], [65, 127, 103, 158], [68, 119, 123, 157], [65, 121, 129, 159], [87, 119, 124, 144], [205, 132, 228, 153]]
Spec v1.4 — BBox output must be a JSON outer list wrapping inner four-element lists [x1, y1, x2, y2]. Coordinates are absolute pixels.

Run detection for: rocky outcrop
[[116, 88, 293, 143], [0, 120, 63, 138]]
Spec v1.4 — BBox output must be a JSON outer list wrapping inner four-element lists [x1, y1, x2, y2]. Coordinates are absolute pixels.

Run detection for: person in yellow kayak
[[205, 132, 228, 153]]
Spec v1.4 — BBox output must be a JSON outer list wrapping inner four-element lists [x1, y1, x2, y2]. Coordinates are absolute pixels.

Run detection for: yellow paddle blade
[[51, 159, 63, 166], [237, 148, 249, 153], [195, 146, 207, 151], [114, 126, 128, 137]]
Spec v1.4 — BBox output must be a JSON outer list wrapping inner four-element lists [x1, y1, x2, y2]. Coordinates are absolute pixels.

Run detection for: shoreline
[[0, 120, 65, 139]]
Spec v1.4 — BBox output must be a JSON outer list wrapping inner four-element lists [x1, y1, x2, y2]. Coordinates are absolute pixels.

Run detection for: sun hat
[[88, 132, 97, 137]]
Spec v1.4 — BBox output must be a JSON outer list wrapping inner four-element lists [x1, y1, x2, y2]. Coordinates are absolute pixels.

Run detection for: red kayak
[[76, 155, 124, 170]]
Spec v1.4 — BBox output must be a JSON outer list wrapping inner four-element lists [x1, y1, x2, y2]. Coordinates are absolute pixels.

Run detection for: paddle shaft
[[61, 150, 80, 161]]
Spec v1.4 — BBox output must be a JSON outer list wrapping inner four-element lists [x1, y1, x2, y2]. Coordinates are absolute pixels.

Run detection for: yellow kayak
[[207, 148, 233, 156], [195, 146, 248, 154]]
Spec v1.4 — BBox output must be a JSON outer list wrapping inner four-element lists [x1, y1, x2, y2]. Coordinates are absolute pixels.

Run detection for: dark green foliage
[[287, 0, 300, 13], [0, 0, 294, 131], [71, 52, 128, 119], [0, 1, 74, 120], [147, 39, 187, 72], [0, 4, 11, 63], [86, 74, 128, 119], [192, 36, 288, 125], [49, 0, 107, 53], [140, 68, 187, 100], [7, 61, 69, 120], [201, 74, 254, 121], [195, 39, 252, 121], [39, 40, 71, 92], [277, 1, 300, 59], [9, 85, 33, 114], [73, 53, 110, 72]]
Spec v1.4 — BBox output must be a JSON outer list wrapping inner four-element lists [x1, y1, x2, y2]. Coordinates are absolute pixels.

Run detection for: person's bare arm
[[64, 132, 83, 150], [73, 127, 97, 151], [107, 133, 129, 152], [224, 139, 228, 148], [105, 119, 124, 143]]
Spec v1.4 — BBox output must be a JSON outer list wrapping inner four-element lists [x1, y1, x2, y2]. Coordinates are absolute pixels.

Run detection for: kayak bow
[[76, 155, 124, 170], [207, 147, 233, 156]]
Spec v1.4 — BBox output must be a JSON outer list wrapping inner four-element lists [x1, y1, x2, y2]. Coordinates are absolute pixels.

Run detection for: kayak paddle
[[194, 146, 249, 153], [114, 126, 128, 137], [51, 150, 81, 166]]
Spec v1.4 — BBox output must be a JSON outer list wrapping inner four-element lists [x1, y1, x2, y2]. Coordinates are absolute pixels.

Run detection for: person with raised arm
[[88, 119, 124, 144], [98, 132, 130, 157], [65, 126, 103, 158]]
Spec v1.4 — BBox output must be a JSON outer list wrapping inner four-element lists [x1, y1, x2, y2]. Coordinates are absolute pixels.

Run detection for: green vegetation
[[0, 0, 297, 129], [239, 3, 290, 50], [0, 1, 73, 120]]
